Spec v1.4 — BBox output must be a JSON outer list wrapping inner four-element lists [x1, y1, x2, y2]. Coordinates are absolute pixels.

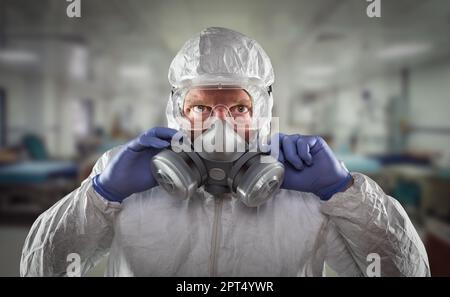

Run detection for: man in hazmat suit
[[20, 27, 430, 277]]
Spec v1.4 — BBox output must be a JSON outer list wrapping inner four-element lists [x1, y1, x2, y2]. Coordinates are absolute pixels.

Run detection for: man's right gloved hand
[[92, 127, 178, 202]]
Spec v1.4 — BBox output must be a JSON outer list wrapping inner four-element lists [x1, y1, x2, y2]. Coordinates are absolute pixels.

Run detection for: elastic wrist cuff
[[319, 173, 354, 201]]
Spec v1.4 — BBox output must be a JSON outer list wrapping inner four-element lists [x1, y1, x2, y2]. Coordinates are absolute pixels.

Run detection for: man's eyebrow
[[233, 99, 252, 106]]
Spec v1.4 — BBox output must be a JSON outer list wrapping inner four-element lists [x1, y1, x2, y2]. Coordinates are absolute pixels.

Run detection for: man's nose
[[211, 105, 230, 120]]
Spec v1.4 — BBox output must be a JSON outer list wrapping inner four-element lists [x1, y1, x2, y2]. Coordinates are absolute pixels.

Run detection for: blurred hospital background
[[0, 0, 449, 276]]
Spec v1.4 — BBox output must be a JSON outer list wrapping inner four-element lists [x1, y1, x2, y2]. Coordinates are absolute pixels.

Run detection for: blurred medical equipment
[[0, 134, 78, 222]]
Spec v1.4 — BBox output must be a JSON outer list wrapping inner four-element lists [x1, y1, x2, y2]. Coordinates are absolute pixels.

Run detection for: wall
[[286, 72, 401, 154], [0, 70, 44, 147], [408, 60, 450, 166], [286, 57, 450, 162]]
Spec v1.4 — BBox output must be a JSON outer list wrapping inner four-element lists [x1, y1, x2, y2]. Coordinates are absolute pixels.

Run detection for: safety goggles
[[169, 84, 272, 133]]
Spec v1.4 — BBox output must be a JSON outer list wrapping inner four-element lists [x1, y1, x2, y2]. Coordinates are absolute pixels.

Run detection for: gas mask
[[150, 106, 284, 207]]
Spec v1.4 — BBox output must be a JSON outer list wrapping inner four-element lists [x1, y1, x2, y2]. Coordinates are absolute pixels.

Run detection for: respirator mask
[[151, 83, 284, 207]]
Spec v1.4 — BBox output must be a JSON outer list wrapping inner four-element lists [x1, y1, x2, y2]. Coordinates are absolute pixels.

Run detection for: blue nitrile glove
[[276, 133, 353, 201], [92, 127, 178, 202]]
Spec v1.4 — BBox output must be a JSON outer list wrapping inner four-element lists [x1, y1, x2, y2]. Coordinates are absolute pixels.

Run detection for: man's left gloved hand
[[275, 133, 353, 200]]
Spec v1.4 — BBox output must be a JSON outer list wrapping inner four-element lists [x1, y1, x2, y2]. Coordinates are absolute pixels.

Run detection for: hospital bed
[[0, 160, 78, 223]]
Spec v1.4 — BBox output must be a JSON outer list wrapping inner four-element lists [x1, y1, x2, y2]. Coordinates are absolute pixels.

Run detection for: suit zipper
[[209, 197, 223, 277]]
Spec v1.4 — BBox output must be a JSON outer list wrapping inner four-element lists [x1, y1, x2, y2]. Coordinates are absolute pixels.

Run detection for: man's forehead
[[185, 88, 251, 103]]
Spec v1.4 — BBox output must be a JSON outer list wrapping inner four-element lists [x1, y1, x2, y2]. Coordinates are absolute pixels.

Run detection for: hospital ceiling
[[1, 0, 450, 92]]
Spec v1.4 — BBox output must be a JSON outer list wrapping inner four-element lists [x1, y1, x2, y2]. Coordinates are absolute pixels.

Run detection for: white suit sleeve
[[323, 220, 364, 276], [320, 172, 430, 277], [20, 148, 122, 276]]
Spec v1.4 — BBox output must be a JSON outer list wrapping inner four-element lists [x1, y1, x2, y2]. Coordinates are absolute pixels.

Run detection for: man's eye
[[234, 105, 249, 113], [193, 105, 210, 113]]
